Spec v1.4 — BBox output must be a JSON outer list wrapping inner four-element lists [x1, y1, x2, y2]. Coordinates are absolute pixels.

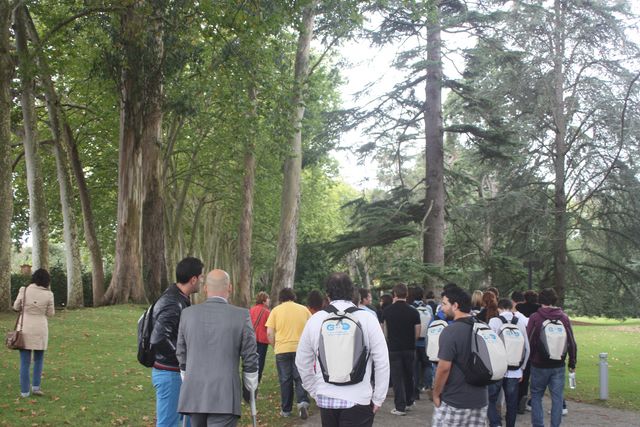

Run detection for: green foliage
[[10, 266, 108, 308]]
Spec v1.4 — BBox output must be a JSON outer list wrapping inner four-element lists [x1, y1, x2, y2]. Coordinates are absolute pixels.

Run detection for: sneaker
[[20, 392, 30, 398], [299, 406, 309, 419], [406, 403, 415, 411], [563, 408, 568, 416], [526, 399, 532, 412], [391, 408, 406, 416], [280, 411, 291, 417], [32, 389, 44, 396]]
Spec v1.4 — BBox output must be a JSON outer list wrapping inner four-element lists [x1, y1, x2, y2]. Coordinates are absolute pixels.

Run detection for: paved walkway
[[295, 390, 640, 426]]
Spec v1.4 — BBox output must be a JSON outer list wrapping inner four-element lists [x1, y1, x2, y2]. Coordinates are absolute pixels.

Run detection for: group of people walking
[[11, 259, 578, 427]]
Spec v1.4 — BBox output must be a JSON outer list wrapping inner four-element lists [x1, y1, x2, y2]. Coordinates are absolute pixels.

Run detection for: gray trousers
[[188, 413, 239, 427]]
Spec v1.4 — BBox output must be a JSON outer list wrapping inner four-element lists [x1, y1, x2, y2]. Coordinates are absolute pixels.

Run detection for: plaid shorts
[[432, 401, 488, 427]]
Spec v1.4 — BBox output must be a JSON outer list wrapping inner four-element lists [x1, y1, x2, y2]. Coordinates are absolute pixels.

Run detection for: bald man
[[176, 270, 259, 427]]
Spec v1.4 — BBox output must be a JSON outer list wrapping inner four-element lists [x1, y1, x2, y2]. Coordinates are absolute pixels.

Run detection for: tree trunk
[[423, 1, 445, 293], [552, 0, 567, 304], [23, 7, 84, 307], [237, 84, 258, 308], [270, 0, 318, 303], [105, 1, 165, 304], [140, 1, 167, 302], [14, 6, 48, 270], [0, 0, 13, 311]]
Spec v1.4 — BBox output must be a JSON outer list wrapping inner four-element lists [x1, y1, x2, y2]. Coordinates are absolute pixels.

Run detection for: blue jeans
[[488, 377, 520, 427], [257, 342, 269, 382], [275, 352, 308, 413], [152, 368, 189, 427], [19, 350, 45, 395], [530, 366, 565, 427]]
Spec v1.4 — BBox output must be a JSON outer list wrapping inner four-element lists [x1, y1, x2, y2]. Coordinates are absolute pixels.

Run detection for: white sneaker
[[391, 408, 406, 416]]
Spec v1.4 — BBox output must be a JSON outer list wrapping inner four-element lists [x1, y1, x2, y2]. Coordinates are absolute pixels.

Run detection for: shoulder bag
[[5, 286, 28, 350]]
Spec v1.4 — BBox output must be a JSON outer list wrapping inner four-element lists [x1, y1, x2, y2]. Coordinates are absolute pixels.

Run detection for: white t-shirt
[[488, 311, 530, 378]]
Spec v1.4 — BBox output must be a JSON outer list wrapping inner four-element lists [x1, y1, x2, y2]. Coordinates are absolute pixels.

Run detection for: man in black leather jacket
[[150, 257, 203, 427]]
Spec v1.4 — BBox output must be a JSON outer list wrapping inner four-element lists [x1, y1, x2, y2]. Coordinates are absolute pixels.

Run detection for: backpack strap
[[324, 305, 339, 314], [511, 316, 518, 325], [344, 306, 361, 314], [498, 315, 508, 324]]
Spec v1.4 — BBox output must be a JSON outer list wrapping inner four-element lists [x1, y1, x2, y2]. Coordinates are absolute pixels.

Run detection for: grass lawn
[[565, 318, 640, 411], [1, 306, 638, 426], [0, 305, 307, 427]]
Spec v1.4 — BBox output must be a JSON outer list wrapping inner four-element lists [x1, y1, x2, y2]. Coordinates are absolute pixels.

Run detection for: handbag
[[5, 286, 27, 350]]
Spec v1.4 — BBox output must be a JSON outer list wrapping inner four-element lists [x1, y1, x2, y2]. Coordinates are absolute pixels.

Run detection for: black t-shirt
[[382, 301, 421, 351], [438, 317, 488, 409], [516, 302, 540, 318]]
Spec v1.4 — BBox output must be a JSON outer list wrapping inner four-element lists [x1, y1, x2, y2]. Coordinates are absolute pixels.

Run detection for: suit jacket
[[177, 297, 258, 416]]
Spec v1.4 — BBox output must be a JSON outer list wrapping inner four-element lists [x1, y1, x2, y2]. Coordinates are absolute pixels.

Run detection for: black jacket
[[150, 284, 191, 369]]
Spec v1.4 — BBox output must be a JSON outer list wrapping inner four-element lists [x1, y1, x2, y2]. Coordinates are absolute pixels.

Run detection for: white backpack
[[498, 315, 526, 370], [426, 319, 448, 362], [460, 319, 508, 386], [541, 319, 568, 361], [416, 305, 434, 338], [317, 306, 369, 385]]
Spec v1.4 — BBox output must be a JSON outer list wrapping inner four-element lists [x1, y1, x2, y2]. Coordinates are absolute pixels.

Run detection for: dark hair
[[510, 291, 525, 303], [307, 289, 325, 311], [392, 283, 408, 299], [441, 282, 458, 297], [524, 290, 538, 304], [538, 288, 558, 306], [324, 272, 354, 301], [410, 286, 424, 302], [380, 293, 393, 310], [498, 298, 513, 310], [442, 286, 472, 313], [486, 286, 500, 298], [31, 268, 50, 288], [256, 291, 269, 305], [279, 287, 296, 302], [425, 290, 435, 300], [358, 288, 371, 303], [176, 257, 204, 284]]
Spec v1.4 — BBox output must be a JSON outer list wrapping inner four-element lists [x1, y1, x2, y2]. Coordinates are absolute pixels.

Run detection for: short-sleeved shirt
[[382, 300, 421, 352], [265, 301, 311, 354], [438, 317, 488, 409]]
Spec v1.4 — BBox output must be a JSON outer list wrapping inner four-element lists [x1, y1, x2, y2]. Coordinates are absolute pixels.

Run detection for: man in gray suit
[[176, 269, 259, 427]]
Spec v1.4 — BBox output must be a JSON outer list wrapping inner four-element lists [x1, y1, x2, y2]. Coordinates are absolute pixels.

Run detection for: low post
[[599, 353, 608, 400]]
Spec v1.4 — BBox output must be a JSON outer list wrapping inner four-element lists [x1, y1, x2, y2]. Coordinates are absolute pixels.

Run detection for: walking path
[[296, 390, 640, 426]]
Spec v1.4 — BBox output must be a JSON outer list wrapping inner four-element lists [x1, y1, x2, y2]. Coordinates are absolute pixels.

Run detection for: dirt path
[[296, 390, 640, 427]]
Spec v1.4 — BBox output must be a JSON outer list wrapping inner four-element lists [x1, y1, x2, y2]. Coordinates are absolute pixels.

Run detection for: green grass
[[0, 305, 310, 427], [1, 306, 638, 426], [564, 320, 640, 411]]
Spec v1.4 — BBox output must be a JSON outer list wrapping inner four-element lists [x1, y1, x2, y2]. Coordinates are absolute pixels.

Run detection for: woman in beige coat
[[13, 268, 55, 397]]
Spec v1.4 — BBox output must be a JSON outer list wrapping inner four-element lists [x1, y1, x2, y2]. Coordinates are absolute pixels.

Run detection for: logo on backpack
[[426, 319, 448, 362], [498, 315, 526, 370], [540, 319, 568, 361], [137, 303, 156, 368], [317, 305, 369, 386], [458, 319, 507, 386]]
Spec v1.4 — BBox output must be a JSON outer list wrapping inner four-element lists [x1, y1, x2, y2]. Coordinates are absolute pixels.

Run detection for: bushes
[[10, 266, 110, 307]]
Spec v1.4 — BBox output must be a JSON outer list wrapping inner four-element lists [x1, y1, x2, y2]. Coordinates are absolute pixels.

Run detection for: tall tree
[[106, 0, 165, 304], [14, 5, 49, 270], [271, 0, 319, 300], [24, 7, 84, 307], [423, 0, 445, 285], [0, 0, 14, 310]]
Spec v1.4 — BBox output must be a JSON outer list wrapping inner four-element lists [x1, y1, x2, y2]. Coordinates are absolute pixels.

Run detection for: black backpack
[[137, 302, 157, 367]]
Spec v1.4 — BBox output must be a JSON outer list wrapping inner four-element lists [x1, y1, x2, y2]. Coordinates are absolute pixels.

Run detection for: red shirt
[[249, 303, 270, 344]]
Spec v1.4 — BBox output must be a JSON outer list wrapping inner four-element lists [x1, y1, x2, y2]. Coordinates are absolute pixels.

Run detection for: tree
[[271, 0, 319, 300], [0, 0, 15, 310], [105, 0, 165, 304], [14, 5, 49, 270]]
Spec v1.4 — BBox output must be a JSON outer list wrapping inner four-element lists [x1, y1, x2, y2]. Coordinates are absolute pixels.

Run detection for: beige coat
[[13, 284, 55, 350]]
